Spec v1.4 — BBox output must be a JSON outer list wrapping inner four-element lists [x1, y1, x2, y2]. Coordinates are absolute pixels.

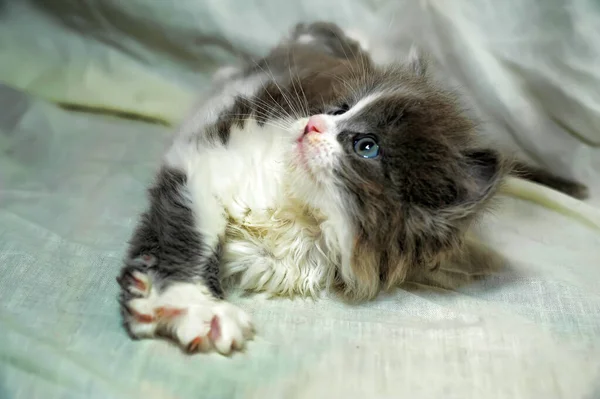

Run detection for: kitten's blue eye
[[353, 136, 380, 159]]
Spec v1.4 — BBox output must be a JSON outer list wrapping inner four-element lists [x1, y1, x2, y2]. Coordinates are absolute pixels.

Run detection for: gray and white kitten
[[117, 22, 588, 355]]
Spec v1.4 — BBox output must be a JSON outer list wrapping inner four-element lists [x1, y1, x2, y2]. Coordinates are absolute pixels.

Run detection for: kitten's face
[[293, 93, 385, 185], [293, 74, 479, 206], [288, 67, 506, 299]]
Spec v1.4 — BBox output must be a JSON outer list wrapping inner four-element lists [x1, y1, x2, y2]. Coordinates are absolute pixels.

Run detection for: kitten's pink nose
[[304, 116, 326, 135]]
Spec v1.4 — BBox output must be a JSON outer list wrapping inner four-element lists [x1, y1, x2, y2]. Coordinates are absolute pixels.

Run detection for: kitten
[[117, 22, 588, 355]]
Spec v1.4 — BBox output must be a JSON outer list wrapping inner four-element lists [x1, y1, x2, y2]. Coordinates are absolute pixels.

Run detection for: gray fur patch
[[118, 167, 224, 299]]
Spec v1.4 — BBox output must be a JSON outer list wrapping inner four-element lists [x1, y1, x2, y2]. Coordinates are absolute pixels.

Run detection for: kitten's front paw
[[118, 268, 254, 355]]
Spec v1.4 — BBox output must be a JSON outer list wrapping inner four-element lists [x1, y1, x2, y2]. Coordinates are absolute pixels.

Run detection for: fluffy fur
[[117, 22, 588, 355]]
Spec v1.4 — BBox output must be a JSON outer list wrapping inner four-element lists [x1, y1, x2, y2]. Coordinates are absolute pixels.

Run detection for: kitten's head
[[287, 54, 507, 300]]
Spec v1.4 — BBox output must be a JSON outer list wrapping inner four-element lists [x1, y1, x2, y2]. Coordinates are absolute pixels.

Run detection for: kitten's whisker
[[244, 58, 295, 121], [286, 51, 310, 117], [247, 96, 295, 124], [250, 57, 302, 120], [253, 91, 295, 119], [319, 71, 362, 102], [289, 69, 310, 117], [249, 88, 293, 122], [217, 112, 293, 132], [329, 28, 369, 89]]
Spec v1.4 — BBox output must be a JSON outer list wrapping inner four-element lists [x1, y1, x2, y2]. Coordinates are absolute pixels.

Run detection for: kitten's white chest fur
[[220, 120, 339, 296], [166, 108, 339, 297]]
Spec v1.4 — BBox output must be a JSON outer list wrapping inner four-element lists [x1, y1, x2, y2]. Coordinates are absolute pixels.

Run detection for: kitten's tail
[[509, 160, 589, 200]]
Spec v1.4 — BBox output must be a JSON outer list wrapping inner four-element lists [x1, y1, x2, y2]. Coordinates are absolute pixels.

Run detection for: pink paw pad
[[209, 315, 221, 342]]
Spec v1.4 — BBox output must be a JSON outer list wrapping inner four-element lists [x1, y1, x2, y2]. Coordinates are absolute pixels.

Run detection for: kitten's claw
[[187, 336, 211, 353], [129, 308, 155, 324], [117, 268, 152, 297], [117, 254, 156, 298], [155, 306, 186, 320], [130, 270, 151, 295]]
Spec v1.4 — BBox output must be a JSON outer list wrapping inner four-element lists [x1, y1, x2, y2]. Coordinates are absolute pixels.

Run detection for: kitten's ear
[[408, 45, 427, 76], [463, 148, 505, 203]]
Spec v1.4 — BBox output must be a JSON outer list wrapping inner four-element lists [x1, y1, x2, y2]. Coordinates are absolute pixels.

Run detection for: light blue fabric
[[1, 1, 600, 398]]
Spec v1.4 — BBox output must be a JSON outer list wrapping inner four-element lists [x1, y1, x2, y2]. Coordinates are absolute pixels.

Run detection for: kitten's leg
[[291, 21, 370, 60], [117, 166, 254, 355]]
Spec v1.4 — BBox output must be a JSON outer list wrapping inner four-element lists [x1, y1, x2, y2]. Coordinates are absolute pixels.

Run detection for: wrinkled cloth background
[[1, 1, 599, 398]]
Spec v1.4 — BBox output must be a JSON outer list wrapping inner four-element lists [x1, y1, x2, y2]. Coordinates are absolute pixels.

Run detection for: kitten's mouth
[[294, 118, 312, 160], [295, 132, 327, 175], [295, 139, 321, 182], [292, 117, 310, 143], [295, 134, 314, 176], [291, 117, 313, 171], [291, 116, 337, 178]]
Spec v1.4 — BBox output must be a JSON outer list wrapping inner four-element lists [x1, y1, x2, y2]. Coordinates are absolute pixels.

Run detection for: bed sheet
[[1, 1, 600, 398], [1, 79, 600, 399]]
